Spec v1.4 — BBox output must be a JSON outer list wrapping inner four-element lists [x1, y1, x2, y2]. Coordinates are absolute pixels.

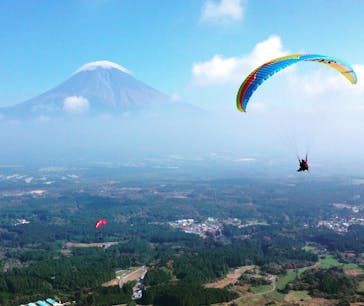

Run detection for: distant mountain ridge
[[0, 61, 188, 119]]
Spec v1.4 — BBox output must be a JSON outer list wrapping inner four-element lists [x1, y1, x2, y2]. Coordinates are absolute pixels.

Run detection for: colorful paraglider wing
[[95, 219, 107, 229], [236, 54, 357, 112], [300, 54, 357, 84]]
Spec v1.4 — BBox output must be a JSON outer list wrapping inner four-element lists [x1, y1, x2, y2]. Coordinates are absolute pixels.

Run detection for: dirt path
[[102, 266, 148, 288], [64, 241, 118, 248], [205, 266, 255, 289], [119, 266, 147, 286]]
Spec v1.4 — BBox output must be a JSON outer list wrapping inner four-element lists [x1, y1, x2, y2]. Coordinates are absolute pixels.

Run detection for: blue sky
[[0, 0, 364, 168], [1, 0, 363, 111]]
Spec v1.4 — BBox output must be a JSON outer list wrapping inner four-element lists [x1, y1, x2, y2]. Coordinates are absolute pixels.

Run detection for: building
[[20, 298, 63, 306], [46, 299, 61, 306], [133, 289, 142, 299]]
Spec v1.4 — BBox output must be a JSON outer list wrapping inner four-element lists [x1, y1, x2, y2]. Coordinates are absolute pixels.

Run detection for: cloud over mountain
[[63, 96, 90, 113], [75, 60, 131, 74], [0, 60, 182, 119]]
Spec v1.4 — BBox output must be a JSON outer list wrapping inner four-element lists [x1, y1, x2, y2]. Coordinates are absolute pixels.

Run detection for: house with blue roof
[[20, 298, 63, 306], [45, 298, 58, 306]]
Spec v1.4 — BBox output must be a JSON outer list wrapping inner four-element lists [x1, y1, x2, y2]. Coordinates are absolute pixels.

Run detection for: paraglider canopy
[[236, 54, 357, 112], [95, 219, 107, 229]]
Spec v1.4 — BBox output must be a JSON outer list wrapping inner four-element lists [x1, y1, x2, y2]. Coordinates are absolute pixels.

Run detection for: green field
[[318, 254, 340, 269], [276, 268, 306, 290], [266, 290, 284, 299], [302, 245, 315, 252], [343, 263, 364, 273], [284, 290, 310, 302], [249, 284, 272, 294]]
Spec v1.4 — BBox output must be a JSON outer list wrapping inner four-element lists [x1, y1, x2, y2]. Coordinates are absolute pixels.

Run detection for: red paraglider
[[95, 219, 107, 229]]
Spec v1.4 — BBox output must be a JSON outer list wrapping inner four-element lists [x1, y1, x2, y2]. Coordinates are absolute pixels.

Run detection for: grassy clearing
[[343, 263, 364, 273], [276, 268, 306, 290], [238, 291, 284, 306], [204, 265, 254, 288], [318, 254, 340, 269], [249, 284, 272, 294], [302, 245, 315, 252], [266, 291, 285, 299], [284, 290, 311, 302]]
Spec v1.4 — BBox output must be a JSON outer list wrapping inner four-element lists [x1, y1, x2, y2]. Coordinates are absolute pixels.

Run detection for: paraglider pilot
[[297, 155, 309, 172]]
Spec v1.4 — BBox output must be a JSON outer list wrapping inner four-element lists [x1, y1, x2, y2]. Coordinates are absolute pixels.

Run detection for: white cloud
[[191, 35, 288, 86], [75, 60, 131, 74], [63, 96, 90, 113], [189, 35, 363, 119], [192, 55, 240, 85], [248, 35, 288, 68], [285, 63, 364, 97], [201, 0, 244, 23], [190, 35, 363, 100]]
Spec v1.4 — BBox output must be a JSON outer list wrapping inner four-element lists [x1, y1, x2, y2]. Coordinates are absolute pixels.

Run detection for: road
[[119, 266, 147, 287], [102, 266, 148, 288]]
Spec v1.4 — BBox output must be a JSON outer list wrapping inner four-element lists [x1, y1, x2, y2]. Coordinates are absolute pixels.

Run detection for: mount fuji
[[1, 61, 195, 119], [0, 61, 216, 164]]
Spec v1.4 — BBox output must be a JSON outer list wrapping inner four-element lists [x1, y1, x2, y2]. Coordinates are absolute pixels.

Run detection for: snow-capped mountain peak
[[0, 60, 200, 119], [75, 60, 131, 74]]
